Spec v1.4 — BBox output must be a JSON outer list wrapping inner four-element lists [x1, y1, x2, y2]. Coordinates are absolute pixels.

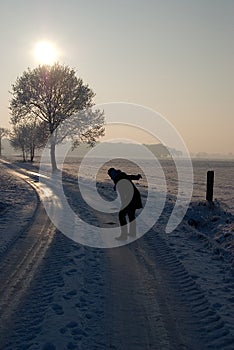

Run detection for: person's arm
[[127, 174, 142, 181]]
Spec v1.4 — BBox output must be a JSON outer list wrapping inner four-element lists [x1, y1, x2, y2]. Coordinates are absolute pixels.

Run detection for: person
[[107, 167, 142, 240]]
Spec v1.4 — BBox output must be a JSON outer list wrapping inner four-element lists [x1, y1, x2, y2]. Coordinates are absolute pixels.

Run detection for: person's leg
[[116, 208, 128, 240], [119, 208, 127, 226], [128, 208, 136, 237]]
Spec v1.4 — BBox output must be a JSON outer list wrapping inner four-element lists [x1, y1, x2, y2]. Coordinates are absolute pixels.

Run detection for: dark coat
[[112, 171, 142, 210]]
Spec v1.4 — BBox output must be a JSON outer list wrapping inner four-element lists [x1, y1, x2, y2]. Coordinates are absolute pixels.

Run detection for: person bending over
[[108, 167, 142, 241]]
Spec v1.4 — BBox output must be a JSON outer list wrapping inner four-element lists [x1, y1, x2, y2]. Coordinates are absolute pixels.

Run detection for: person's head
[[108, 167, 120, 180]]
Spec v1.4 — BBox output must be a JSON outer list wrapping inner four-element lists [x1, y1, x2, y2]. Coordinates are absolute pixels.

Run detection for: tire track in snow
[[106, 246, 175, 350], [0, 162, 57, 347], [134, 231, 234, 349]]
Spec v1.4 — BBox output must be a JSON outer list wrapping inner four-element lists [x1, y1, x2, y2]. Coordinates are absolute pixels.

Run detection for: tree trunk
[[0, 138, 2, 157], [30, 145, 35, 162], [50, 134, 58, 172], [22, 147, 26, 162]]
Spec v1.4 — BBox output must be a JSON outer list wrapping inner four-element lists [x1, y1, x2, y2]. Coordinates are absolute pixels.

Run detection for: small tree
[[0, 127, 10, 157], [10, 120, 49, 161], [10, 63, 105, 171], [10, 125, 30, 161]]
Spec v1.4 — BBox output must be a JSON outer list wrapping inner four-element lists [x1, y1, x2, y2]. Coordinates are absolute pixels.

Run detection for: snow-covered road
[[0, 160, 233, 350]]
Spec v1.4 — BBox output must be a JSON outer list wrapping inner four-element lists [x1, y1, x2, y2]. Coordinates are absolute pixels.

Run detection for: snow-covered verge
[[162, 201, 234, 341], [186, 200, 234, 260], [0, 158, 233, 349], [0, 161, 38, 258]]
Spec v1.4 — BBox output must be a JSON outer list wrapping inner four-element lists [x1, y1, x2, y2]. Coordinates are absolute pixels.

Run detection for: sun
[[34, 40, 58, 65]]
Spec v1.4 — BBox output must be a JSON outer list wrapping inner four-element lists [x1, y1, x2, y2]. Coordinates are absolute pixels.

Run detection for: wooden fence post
[[206, 170, 214, 202]]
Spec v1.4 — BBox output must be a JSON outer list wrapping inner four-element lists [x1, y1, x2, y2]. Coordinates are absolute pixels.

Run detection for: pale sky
[[0, 0, 233, 154]]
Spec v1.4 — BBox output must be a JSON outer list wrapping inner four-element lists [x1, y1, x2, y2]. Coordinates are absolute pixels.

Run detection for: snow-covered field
[[0, 156, 233, 349]]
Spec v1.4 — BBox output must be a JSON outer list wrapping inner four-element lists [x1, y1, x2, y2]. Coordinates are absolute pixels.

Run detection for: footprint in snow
[[42, 342, 56, 350], [66, 320, 78, 328], [51, 303, 64, 315], [65, 268, 77, 276], [63, 289, 77, 300], [80, 287, 89, 294], [74, 253, 85, 259], [67, 341, 78, 349]]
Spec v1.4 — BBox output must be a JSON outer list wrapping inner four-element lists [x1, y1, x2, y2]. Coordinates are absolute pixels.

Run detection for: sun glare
[[34, 41, 58, 65]]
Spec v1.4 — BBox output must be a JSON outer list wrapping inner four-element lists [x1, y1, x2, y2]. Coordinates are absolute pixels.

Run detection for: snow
[[0, 161, 38, 258], [0, 157, 233, 349]]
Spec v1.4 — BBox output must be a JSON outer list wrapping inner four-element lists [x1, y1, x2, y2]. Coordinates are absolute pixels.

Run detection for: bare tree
[[10, 120, 49, 162], [10, 63, 105, 171], [10, 125, 29, 161]]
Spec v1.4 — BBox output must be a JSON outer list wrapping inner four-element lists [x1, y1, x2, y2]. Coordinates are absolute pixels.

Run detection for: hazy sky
[[0, 0, 233, 154]]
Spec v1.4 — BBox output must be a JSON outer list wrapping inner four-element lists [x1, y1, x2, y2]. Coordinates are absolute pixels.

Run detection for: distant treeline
[[1, 139, 183, 159]]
